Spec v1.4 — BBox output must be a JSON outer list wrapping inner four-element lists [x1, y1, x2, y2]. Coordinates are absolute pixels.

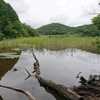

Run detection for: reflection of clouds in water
[[0, 48, 100, 100], [15, 48, 100, 84], [76, 52, 100, 65]]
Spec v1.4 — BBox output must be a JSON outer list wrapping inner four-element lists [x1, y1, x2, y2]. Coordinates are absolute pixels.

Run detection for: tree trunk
[[35, 74, 84, 100]]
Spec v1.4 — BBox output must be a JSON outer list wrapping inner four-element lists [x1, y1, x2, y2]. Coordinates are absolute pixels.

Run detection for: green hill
[[75, 24, 100, 36], [0, 0, 39, 40], [37, 23, 75, 35], [37, 23, 100, 37]]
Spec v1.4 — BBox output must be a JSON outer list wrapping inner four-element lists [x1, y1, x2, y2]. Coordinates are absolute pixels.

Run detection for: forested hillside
[[0, 0, 39, 40], [37, 23, 100, 37], [75, 24, 100, 36], [37, 23, 75, 35], [1, 0, 99, 40]]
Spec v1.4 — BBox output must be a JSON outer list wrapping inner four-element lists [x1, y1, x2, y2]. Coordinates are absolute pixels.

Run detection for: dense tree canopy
[[22, 23, 39, 37], [0, 0, 39, 40], [37, 23, 75, 35], [0, 0, 100, 40], [92, 14, 100, 30], [37, 23, 100, 37], [75, 24, 100, 37]]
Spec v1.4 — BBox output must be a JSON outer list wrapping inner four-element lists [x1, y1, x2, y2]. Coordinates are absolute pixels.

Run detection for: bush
[[0, 32, 4, 41]]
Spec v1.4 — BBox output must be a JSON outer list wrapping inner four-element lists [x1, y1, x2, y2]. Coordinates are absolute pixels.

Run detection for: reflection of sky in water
[[0, 48, 100, 100]]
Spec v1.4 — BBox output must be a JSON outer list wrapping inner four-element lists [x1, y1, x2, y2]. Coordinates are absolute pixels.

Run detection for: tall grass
[[0, 35, 100, 54]]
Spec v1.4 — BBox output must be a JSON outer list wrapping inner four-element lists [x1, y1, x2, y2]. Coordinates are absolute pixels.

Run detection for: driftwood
[[35, 74, 84, 100], [24, 68, 33, 80], [1, 50, 100, 100], [75, 73, 100, 100], [32, 50, 100, 100], [0, 84, 35, 100], [0, 95, 3, 100], [74, 85, 100, 100], [31, 50, 84, 100], [31, 50, 40, 75]]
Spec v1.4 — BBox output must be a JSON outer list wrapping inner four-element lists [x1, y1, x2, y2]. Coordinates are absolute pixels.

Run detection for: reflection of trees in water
[[0, 95, 3, 100], [48, 48, 75, 58], [40, 82, 66, 100], [0, 58, 19, 79], [28, 48, 100, 59], [0, 49, 21, 79]]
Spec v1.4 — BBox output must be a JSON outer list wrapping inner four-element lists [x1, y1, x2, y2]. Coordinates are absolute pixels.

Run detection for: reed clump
[[0, 36, 100, 54]]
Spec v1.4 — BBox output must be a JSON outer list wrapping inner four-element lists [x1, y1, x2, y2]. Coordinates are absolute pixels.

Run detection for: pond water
[[0, 48, 100, 100]]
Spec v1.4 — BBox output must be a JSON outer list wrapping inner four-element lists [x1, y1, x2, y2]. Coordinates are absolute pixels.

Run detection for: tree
[[92, 14, 100, 48], [22, 23, 39, 37], [0, 31, 3, 40], [0, 0, 40, 39], [92, 14, 100, 30], [4, 21, 18, 38]]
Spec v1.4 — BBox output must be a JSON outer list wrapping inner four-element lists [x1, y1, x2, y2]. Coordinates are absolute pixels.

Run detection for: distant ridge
[[37, 23, 75, 35], [37, 23, 100, 36]]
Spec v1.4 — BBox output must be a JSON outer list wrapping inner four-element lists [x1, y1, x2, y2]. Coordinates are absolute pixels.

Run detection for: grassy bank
[[0, 35, 100, 54]]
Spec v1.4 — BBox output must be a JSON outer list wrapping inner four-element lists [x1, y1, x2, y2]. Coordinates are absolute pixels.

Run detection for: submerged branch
[[24, 68, 33, 80], [31, 49, 39, 63], [31, 49, 40, 75], [0, 84, 35, 100]]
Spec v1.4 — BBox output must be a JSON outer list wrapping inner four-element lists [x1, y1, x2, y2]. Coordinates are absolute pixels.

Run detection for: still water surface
[[0, 48, 100, 100]]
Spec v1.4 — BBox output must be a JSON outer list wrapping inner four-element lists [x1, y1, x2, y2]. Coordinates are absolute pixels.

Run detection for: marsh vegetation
[[0, 35, 100, 54]]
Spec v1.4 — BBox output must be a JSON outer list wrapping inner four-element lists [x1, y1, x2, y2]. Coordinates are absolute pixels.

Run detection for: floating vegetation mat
[[0, 52, 20, 59]]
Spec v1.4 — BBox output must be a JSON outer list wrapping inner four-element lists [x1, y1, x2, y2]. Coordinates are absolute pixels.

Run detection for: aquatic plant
[[0, 36, 100, 54]]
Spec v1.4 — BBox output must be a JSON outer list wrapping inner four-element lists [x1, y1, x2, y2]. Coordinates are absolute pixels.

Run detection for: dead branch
[[35, 74, 84, 100], [75, 73, 100, 100], [32, 61, 40, 75], [31, 51, 84, 100], [31, 50, 40, 75], [31, 51, 100, 100], [76, 72, 81, 78], [0, 95, 3, 100], [74, 85, 100, 100], [0, 84, 35, 100], [31, 49, 39, 63], [24, 68, 33, 80]]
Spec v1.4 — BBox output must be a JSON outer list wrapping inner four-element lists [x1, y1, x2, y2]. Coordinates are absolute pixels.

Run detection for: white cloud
[[4, 0, 99, 28], [5, 0, 29, 14], [50, 15, 69, 25]]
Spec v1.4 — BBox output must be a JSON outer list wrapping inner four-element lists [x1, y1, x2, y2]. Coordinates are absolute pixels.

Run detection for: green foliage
[[0, 0, 19, 32], [22, 23, 39, 37], [76, 24, 100, 37], [92, 14, 100, 30], [0, 0, 39, 40], [0, 36, 100, 54], [37, 23, 100, 37], [93, 38, 100, 48], [0, 31, 3, 40], [37, 23, 75, 35]]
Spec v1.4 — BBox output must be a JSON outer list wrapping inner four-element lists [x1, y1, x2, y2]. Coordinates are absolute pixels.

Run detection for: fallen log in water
[[31, 50, 84, 100], [32, 50, 100, 100], [74, 85, 100, 100], [0, 84, 35, 100], [75, 73, 100, 100], [35, 74, 84, 100]]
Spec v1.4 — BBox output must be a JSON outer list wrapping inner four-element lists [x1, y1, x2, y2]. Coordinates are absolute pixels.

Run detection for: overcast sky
[[4, 0, 100, 28]]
